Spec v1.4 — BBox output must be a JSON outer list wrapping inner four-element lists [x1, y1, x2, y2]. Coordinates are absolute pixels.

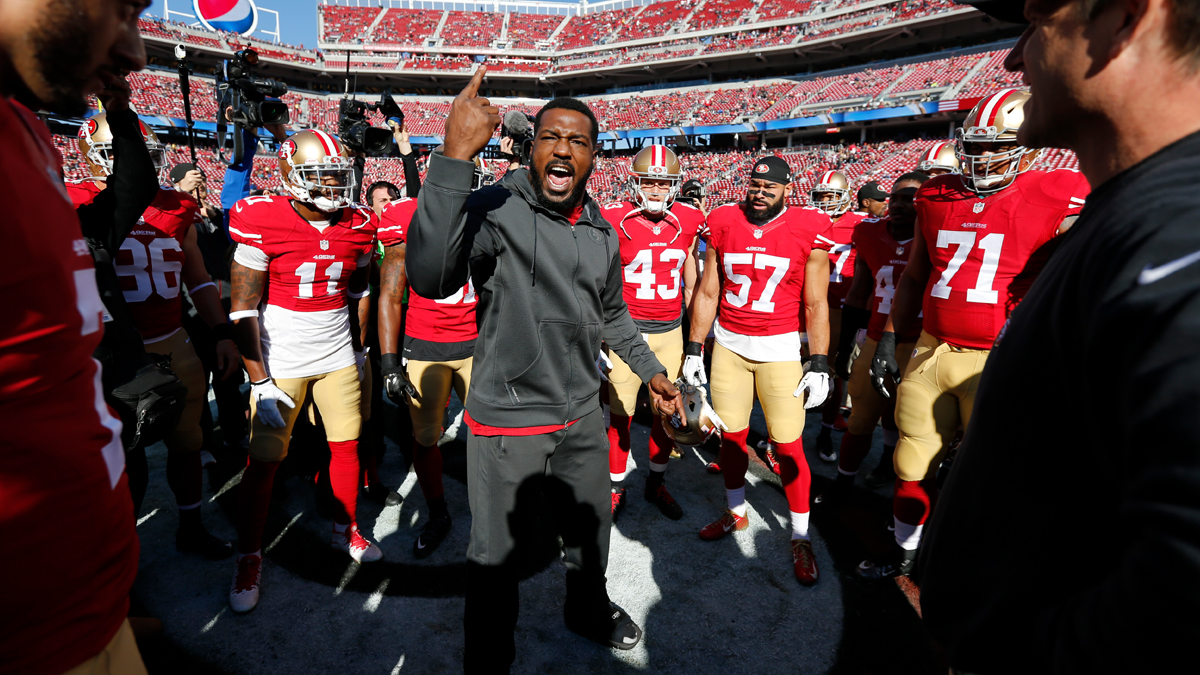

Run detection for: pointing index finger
[[461, 66, 487, 99]]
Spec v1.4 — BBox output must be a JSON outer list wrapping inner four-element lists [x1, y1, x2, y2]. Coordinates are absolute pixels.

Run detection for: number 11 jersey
[[229, 195, 377, 378]]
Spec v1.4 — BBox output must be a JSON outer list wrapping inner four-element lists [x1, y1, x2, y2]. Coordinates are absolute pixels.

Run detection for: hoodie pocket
[[502, 320, 596, 408]]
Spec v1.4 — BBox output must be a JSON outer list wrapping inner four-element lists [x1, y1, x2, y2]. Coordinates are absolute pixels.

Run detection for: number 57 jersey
[[229, 195, 377, 379], [915, 169, 1089, 349], [705, 203, 834, 346]]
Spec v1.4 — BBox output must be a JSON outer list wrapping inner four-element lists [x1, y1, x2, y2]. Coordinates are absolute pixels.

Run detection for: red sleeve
[[810, 211, 836, 251], [228, 198, 267, 246], [378, 198, 415, 247]]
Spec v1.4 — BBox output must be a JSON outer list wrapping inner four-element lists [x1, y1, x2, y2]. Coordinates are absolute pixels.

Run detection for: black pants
[[463, 406, 612, 674]]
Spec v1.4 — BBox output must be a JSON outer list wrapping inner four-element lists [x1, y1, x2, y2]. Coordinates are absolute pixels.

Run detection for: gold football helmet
[[474, 156, 496, 191], [628, 144, 682, 214], [78, 113, 168, 179], [661, 379, 724, 447], [810, 170, 851, 216], [955, 89, 1041, 195], [278, 129, 354, 211], [917, 141, 959, 175]]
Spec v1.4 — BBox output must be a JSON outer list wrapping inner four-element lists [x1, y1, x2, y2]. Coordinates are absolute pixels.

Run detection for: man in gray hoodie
[[406, 67, 682, 673]]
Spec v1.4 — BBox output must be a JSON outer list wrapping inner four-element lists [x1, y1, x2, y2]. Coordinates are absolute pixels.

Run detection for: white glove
[[597, 350, 613, 375], [682, 354, 707, 386], [700, 396, 729, 434], [252, 380, 296, 428], [354, 348, 368, 382], [794, 355, 831, 409]]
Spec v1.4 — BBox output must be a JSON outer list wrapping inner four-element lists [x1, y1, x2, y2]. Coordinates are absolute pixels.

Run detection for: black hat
[[749, 156, 792, 185], [857, 181, 889, 202], [954, 0, 1027, 24], [169, 163, 197, 185]]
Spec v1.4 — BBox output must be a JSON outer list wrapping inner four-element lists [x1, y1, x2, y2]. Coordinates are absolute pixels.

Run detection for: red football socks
[[328, 440, 360, 527], [412, 442, 445, 501], [237, 458, 280, 555], [719, 429, 751, 491], [837, 432, 874, 475], [893, 477, 937, 527], [648, 416, 674, 467], [773, 439, 811, 515], [607, 414, 632, 475]]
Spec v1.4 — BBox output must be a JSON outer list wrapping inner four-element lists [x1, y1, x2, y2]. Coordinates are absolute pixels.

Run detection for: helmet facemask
[[630, 175, 680, 214], [84, 141, 114, 177], [956, 129, 1039, 196], [286, 160, 355, 212], [473, 160, 496, 191], [810, 186, 850, 216]]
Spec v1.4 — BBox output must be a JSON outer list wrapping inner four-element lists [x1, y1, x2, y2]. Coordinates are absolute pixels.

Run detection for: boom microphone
[[502, 110, 533, 139]]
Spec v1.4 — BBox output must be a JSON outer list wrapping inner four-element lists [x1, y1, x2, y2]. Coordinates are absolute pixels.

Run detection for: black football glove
[[870, 331, 902, 399], [380, 353, 417, 404], [834, 305, 871, 381]]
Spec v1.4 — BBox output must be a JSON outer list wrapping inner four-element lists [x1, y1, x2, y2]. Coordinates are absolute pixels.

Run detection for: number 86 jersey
[[705, 203, 834, 337], [229, 194, 377, 378]]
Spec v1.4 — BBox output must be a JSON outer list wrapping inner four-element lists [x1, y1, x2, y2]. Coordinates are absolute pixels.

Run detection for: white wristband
[[348, 288, 371, 299], [229, 309, 259, 321], [188, 281, 216, 295]]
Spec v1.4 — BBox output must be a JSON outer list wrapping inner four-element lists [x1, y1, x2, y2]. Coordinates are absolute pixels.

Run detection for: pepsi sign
[[193, 0, 259, 36]]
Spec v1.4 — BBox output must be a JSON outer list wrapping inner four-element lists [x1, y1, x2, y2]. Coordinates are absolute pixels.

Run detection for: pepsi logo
[[278, 139, 297, 160], [194, 0, 258, 36]]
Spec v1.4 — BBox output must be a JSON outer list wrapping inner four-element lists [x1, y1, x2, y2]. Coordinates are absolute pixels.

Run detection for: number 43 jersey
[[602, 200, 705, 331], [705, 203, 834, 351], [915, 170, 1089, 349], [229, 195, 377, 379]]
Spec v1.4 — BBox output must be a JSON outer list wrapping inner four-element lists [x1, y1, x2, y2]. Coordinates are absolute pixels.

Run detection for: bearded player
[[601, 144, 703, 521], [819, 172, 930, 505], [68, 114, 237, 558], [807, 170, 870, 463], [858, 90, 1090, 578], [376, 159, 494, 558], [916, 140, 960, 177], [227, 129, 382, 612], [685, 156, 834, 586]]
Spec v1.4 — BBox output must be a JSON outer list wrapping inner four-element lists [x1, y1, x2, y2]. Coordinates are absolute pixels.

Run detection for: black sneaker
[[816, 430, 837, 463], [643, 482, 683, 520], [863, 446, 896, 489], [176, 525, 234, 560], [813, 473, 855, 508], [856, 546, 917, 579], [565, 601, 642, 651], [364, 480, 401, 507], [413, 514, 452, 559]]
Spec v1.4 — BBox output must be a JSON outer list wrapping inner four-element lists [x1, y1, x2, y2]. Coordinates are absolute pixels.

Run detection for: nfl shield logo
[[320, 240, 330, 250], [897, 247, 904, 255], [652, 225, 662, 235], [753, 229, 763, 239], [973, 202, 985, 213]]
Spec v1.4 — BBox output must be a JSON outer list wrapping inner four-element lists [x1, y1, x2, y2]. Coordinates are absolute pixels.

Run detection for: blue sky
[[145, 1, 579, 51]]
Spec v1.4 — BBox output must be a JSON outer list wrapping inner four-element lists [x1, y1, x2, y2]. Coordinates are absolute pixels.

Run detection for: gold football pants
[[143, 329, 206, 455], [846, 336, 916, 436], [893, 331, 989, 481], [248, 364, 362, 462], [606, 326, 684, 417], [406, 356, 472, 447], [709, 342, 804, 444]]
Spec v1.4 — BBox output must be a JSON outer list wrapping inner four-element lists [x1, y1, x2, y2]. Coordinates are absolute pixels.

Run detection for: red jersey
[[228, 194, 377, 313], [705, 203, 834, 336], [825, 210, 867, 308], [915, 170, 1090, 349], [601, 200, 705, 325], [0, 99, 137, 675], [852, 216, 921, 342], [67, 181, 198, 340], [379, 198, 478, 343]]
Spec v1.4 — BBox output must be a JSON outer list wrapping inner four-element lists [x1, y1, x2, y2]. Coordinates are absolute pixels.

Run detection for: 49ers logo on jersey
[[79, 118, 98, 139], [278, 138, 297, 160]]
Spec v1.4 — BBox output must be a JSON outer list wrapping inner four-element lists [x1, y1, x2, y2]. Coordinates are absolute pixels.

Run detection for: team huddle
[[74, 85, 1088, 614]]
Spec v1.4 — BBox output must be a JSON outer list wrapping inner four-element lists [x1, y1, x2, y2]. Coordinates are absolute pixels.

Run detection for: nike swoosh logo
[[416, 539, 426, 550], [723, 521, 737, 532], [1138, 249, 1200, 285]]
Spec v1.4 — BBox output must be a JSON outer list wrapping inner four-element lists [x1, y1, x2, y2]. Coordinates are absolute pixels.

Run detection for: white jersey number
[[723, 253, 791, 313], [625, 248, 688, 301], [930, 231, 1005, 304], [295, 261, 344, 298], [829, 243, 853, 283], [874, 265, 896, 316], [115, 237, 183, 303]]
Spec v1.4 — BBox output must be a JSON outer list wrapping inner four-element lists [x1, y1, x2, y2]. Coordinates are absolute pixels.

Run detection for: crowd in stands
[[320, 5, 375, 43], [616, 0, 697, 42], [441, 11, 504, 48], [555, 6, 640, 50], [689, 0, 755, 31], [366, 8, 443, 47], [505, 13, 565, 50]]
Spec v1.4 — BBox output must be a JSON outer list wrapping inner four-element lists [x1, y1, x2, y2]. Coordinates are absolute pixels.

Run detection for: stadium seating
[[688, 0, 755, 32], [890, 54, 979, 93], [615, 0, 696, 42], [319, 6, 377, 43], [441, 11, 504, 49], [956, 50, 1025, 98], [369, 9, 444, 47], [506, 13, 567, 50], [554, 7, 640, 50], [757, 0, 814, 22]]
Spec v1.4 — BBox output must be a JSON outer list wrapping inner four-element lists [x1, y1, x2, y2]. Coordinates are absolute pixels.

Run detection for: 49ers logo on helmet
[[79, 119, 98, 139], [649, 165, 665, 175], [279, 139, 297, 160]]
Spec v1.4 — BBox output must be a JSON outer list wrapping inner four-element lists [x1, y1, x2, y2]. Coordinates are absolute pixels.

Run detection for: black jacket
[[919, 130, 1200, 673], [407, 153, 664, 428]]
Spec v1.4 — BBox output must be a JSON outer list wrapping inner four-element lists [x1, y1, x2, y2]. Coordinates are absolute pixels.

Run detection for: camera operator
[[0, 2, 152, 674], [219, 109, 290, 233], [678, 178, 707, 216]]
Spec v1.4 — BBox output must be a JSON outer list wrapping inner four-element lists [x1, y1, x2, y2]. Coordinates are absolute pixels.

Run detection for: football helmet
[[278, 129, 355, 211], [810, 170, 851, 216], [78, 113, 168, 179], [474, 156, 497, 191], [917, 141, 959, 175], [628, 144, 681, 214], [955, 89, 1041, 195], [661, 379, 724, 447]]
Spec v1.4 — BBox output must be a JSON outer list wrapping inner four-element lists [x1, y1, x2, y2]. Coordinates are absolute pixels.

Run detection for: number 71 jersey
[[705, 203, 834, 336], [916, 169, 1089, 349], [602, 201, 705, 325]]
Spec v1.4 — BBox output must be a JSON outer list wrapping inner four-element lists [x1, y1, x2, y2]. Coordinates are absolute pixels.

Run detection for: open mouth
[[545, 164, 574, 193]]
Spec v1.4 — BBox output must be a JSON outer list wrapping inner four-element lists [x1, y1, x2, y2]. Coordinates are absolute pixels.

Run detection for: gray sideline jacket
[[406, 152, 666, 429]]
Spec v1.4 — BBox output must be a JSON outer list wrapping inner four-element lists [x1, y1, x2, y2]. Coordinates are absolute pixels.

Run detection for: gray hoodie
[[407, 152, 666, 429]]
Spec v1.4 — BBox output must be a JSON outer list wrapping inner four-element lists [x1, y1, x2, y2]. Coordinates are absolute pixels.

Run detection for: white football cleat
[[229, 553, 262, 613], [333, 525, 383, 563]]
